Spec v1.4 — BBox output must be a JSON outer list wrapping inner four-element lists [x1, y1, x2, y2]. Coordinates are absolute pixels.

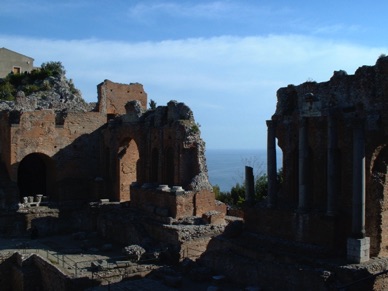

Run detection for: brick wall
[[97, 80, 147, 115], [5, 110, 106, 201]]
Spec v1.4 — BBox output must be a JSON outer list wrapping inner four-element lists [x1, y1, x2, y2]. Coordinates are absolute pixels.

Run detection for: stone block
[[202, 211, 225, 225], [347, 237, 370, 263]]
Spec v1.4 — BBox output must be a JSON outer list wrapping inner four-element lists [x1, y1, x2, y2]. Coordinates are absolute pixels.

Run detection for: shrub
[[40, 61, 65, 77], [24, 84, 40, 95], [191, 122, 200, 133], [68, 79, 79, 94], [0, 80, 15, 100], [255, 173, 268, 200], [214, 168, 283, 209], [213, 184, 234, 205], [149, 99, 157, 110], [0, 61, 75, 100]]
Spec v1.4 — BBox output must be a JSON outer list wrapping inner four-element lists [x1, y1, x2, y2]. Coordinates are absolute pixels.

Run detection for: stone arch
[[17, 153, 55, 201], [117, 138, 139, 202], [369, 145, 388, 256], [163, 147, 174, 186]]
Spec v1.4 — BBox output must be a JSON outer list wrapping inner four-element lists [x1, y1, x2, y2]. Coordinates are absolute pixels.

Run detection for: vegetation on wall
[[149, 99, 157, 110], [0, 61, 78, 101]]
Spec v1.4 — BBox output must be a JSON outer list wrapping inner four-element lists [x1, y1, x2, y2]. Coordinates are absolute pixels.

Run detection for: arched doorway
[[118, 139, 139, 201], [17, 153, 54, 201]]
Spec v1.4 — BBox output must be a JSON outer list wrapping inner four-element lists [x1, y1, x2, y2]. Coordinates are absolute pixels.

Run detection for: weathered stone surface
[[122, 245, 146, 262], [123, 100, 144, 122], [202, 211, 225, 225], [15, 91, 36, 111], [97, 80, 147, 115]]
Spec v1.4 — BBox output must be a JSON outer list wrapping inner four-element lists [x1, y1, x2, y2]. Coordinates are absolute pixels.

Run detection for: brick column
[[266, 120, 277, 208]]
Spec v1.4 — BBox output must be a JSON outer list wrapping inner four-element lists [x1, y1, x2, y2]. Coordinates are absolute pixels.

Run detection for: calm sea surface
[[205, 149, 282, 192]]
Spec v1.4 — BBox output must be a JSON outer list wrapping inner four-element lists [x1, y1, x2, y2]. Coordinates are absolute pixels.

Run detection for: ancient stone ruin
[[4, 56, 388, 290], [198, 56, 388, 290], [0, 78, 227, 290], [265, 56, 388, 262], [0, 79, 216, 211]]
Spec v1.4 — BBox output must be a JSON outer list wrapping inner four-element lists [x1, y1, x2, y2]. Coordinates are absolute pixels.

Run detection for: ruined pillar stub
[[298, 117, 308, 212], [266, 120, 277, 208], [245, 166, 254, 202]]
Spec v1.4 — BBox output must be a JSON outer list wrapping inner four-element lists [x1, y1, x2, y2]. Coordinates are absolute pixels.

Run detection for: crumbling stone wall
[[101, 99, 214, 208], [0, 253, 76, 291], [97, 80, 147, 115], [130, 187, 215, 219], [250, 56, 388, 257], [0, 78, 219, 230], [5, 110, 106, 201], [29, 254, 74, 291]]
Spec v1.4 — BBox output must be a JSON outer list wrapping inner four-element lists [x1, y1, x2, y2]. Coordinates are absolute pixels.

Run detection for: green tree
[[254, 173, 268, 200], [230, 183, 245, 206], [40, 61, 65, 77]]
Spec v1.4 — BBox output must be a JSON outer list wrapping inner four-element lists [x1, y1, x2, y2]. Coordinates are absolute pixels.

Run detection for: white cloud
[[0, 34, 385, 149], [128, 1, 239, 19], [126, 1, 290, 23]]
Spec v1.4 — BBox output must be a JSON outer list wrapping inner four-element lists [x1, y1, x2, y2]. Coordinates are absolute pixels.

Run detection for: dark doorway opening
[[164, 147, 174, 186], [18, 153, 48, 200]]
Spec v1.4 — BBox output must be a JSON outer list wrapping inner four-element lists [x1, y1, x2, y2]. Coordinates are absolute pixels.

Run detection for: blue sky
[[1, 0, 388, 149]]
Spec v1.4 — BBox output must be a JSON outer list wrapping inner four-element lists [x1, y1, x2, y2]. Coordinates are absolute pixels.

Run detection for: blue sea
[[206, 149, 282, 192]]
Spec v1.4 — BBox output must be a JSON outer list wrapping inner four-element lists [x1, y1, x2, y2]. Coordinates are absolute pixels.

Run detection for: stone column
[[245, 166, 254, 202], [266, 120, 277, 207], [347, 119, 369, 263], [326, 114, 338, 216], [351, 120, 366, 238], [298, 117, 308, 212]]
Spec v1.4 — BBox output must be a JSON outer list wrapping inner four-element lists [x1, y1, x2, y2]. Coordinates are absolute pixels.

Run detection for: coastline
[[205, 148, 282, 192]]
